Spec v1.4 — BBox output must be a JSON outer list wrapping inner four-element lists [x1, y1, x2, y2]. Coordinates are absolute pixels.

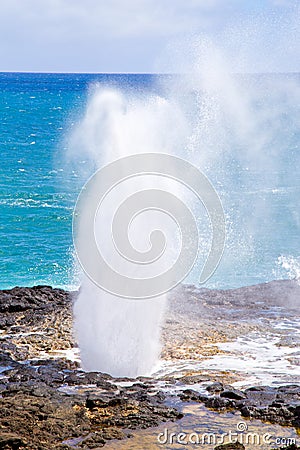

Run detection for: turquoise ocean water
[[0, 72, 299, 290]]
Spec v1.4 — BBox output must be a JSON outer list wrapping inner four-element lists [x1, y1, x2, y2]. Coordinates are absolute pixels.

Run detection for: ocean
[[0, 72, 299, 291]]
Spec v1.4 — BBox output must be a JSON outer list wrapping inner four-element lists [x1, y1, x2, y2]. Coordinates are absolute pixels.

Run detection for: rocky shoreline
[[0, 283, 299, 449]]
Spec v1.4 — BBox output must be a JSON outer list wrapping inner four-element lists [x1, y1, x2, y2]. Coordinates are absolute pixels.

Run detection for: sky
[[0, 0, 299, 73]]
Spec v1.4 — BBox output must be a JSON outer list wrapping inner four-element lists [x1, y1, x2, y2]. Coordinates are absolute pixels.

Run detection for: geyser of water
[[71, 89, 187, 377]]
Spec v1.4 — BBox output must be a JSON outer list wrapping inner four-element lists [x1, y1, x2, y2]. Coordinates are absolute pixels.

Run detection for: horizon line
[[0, 70, 299, 76]]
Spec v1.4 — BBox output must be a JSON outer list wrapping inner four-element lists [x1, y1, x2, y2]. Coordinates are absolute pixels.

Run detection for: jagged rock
[[180, 382, 300, 427], [0, 433, 27, 449], [207, 382, 224, 393], [179, 374, 211, 384], [1, 284, 300, 449], [0, 286, 182, 450], [271, 445, 300, 450], [0, 286, 70, 313], [179, 389, 204, 402], [214, 443, 245, 449], [220, 388, 247, 400]]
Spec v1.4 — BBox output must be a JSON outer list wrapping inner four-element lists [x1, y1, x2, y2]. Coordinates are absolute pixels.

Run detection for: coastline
[[0, 281, 299, 449]]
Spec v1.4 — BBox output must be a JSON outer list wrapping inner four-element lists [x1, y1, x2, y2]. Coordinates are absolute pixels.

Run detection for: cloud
[[0, 0, 231, 40], [0, 0, 298, 72]]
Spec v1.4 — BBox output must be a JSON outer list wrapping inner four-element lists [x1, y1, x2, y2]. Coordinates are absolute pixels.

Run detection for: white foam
[[277, 255, 300, 283], [200, 332, 300, 387]]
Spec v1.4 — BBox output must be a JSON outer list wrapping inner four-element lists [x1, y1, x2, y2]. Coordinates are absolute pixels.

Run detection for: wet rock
[[2, 284, 300, 448], [179, 381, 300, 427], [0, 286, 70, 313], [214, 443, 245, 450], [207, 382, 224, 393], [78, 432, 106, 448], [136, 376, 155, 383], [220, 388, 247, 400], [63, 371, 115, 389], [0, 433, 27, 449], [179, 374, 211, 384], [0, 285, 184, 449], [0, 343, 30, 362], [126, 382, 150, 390], [32, 358, 79, 371], [1, 371, 181, 449], [0, 286, 75, 363], [179, 389, 204, 402], [180, 387, 236, 409], [7, 366, 39, 383], [36, 365, 65, 385], [205, 396, 235, 410], [85, 392, 124, 409], [0, 352, 19, 368], [0, 372, 181, 448], [240, 385, 300, 427], [274, 446, 300, 450]]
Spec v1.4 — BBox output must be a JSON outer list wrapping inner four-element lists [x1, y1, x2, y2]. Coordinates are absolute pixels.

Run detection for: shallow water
[[105, 402, 299, 449], [152, 281, 299, 388]]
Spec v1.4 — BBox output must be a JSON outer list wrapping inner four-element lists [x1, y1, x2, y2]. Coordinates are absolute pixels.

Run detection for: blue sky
[[0, 0, 298, 73]]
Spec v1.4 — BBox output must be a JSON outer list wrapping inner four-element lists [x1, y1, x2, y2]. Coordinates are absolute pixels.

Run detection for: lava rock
[[214, 443, 245, 450], [271, 445, 300, 450], [207, 382, 224, 393], [220, 388, 247, 400], [179, 389, 204, 402], [0, 433, 27, 449]]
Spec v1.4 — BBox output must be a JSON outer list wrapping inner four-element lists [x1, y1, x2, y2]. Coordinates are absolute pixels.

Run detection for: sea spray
[[158, 37, 300, 289], [71, 88, 188, 377], [70, 31, 300, 375]]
